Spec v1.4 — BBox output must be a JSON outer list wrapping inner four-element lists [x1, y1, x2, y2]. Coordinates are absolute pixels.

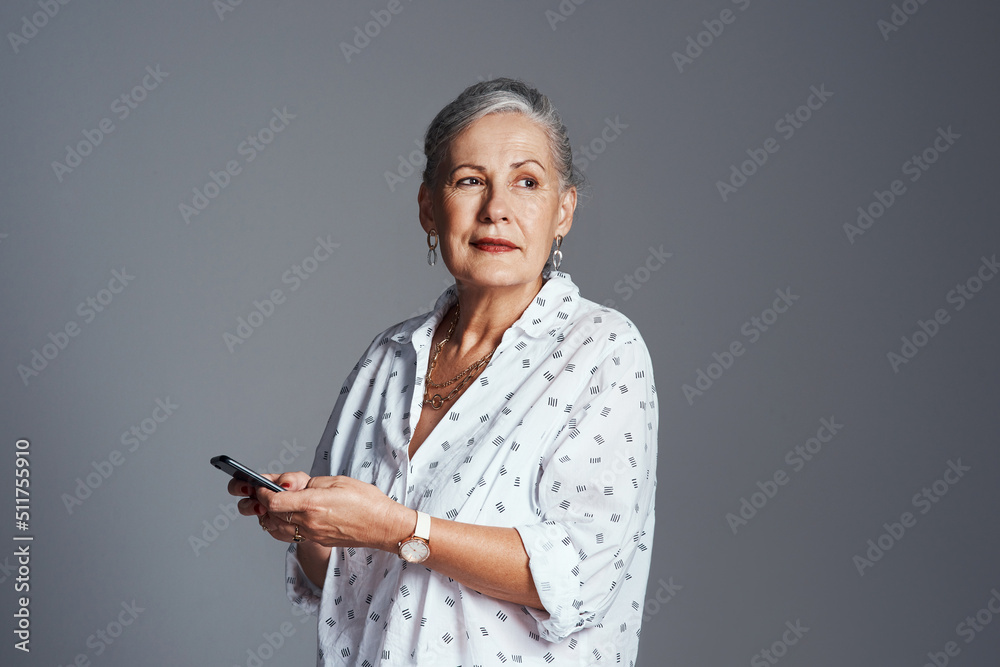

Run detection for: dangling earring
[[427, 229, 438, 266], [551, 235, 564, 270]]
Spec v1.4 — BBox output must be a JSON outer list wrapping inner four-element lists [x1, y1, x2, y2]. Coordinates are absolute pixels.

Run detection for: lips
[[471, 237, 518, 252]]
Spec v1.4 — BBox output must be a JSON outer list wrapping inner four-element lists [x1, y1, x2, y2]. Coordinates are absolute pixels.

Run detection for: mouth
[[471, 237, 518, 253]]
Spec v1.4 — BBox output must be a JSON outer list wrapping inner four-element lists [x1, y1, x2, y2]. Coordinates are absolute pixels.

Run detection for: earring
[[427, 230, 438, 266], [551, 235, 563, 270]]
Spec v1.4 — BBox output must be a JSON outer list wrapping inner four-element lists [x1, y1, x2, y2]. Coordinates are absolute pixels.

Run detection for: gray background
[[2, 1, 998, 665]]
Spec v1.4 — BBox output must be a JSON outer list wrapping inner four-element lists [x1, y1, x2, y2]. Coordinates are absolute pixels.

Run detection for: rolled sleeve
[[516, 335, 658, 641], [515, 520, 587, 640], [285, 542, 323, 615]]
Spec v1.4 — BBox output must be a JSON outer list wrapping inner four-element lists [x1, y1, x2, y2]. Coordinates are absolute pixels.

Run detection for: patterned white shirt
[[286, 270, 658, 666]]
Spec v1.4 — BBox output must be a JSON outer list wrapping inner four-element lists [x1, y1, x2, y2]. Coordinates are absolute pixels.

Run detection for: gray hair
[[421, 78, 584, 193]]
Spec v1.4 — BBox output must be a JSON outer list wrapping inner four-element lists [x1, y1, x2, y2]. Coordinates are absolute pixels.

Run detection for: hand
[[255, 475, 413, 551], [229, 471, 311, 543]]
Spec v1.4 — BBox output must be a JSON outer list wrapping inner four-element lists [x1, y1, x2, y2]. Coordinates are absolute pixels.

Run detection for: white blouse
[[286, 270, 658, 666]]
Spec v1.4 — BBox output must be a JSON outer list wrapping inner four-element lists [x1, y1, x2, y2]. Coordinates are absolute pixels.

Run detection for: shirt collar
[[390, 270, 581, 350], [509, 269, 580, 340]]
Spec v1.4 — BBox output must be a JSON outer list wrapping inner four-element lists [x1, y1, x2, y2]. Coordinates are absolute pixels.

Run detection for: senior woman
[[229, 78, 658, 665]]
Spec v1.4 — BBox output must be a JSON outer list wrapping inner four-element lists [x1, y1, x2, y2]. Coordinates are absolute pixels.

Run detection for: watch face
[[400, 538, 430, 563]]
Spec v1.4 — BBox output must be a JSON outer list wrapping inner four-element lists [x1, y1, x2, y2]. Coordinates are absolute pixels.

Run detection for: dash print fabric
[[286, 270, 658, 666]]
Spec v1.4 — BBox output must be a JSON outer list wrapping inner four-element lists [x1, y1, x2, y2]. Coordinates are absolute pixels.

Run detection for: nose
[[479, 184, 510, 224]]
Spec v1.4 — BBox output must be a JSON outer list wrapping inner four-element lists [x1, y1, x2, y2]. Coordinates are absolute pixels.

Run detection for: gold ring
[[259, 516, 271, 532], [285, 512, 293, 524], [292, 525, 304, 542]]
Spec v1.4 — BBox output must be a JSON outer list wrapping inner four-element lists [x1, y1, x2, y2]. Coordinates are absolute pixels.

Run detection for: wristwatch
[[398, 510, 431, 563]]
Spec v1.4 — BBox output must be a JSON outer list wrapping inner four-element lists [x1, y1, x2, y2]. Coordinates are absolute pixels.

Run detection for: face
[[418, 113, 576, 294]]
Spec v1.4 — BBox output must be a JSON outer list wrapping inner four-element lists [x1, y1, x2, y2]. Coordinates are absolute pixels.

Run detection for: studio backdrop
[[2, 1, 998, 665]]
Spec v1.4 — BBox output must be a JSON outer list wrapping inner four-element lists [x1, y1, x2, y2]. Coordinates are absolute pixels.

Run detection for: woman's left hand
[[256, 475, 412, 552]]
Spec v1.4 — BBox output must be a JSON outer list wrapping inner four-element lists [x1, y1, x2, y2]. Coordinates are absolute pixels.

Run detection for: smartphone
[[211, 455, 284, 493]]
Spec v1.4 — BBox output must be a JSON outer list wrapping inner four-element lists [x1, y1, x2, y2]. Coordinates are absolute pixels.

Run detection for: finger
[[304, 474, 337, 489], [263, 487, 317, 516], [273, 471, 311, 491], [258, 512, 280, 536], [227, 478, 254, 497], [255, 482, 307, 511], [271, 509, 301, 527], [261, 518, 300, 543], [265, 506, 304, 531], [279, 522, 308, 544], [238, 498, 267, 516], [255, 485, 279, 510]]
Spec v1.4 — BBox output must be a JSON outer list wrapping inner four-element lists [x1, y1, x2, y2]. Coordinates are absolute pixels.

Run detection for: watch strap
[[413, 510, 431, 542]]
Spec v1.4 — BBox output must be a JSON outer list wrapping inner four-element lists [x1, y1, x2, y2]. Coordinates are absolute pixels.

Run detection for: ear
[[554, 186, 576, 237], [418, 183, 435, 234]]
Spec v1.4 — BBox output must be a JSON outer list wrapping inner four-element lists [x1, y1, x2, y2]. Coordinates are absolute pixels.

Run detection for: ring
[[258, 516, 272, 532], [285, 512, 293, 524], [292, 525, 304, 542]]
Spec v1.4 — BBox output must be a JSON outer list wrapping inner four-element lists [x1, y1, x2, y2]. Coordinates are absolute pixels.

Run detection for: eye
[[515, 177, 538, 188], [457, 176, 483, 186]]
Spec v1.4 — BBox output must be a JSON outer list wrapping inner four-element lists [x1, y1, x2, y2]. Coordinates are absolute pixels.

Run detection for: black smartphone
[[211, 455, 284, 493]]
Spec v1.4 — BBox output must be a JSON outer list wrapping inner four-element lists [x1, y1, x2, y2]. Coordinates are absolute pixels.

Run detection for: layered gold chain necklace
[[422, 304, 499, 410]]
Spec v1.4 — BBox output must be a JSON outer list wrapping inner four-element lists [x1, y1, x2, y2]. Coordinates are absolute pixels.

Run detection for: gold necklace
[[423, 305, 499, 410]]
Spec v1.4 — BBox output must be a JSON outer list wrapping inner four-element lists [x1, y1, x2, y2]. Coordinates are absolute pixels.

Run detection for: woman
[[229, 78, 658, 665]]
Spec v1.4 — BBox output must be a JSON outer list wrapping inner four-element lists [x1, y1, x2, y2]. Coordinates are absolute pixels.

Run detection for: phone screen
[[211, 455, 284, 493]]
